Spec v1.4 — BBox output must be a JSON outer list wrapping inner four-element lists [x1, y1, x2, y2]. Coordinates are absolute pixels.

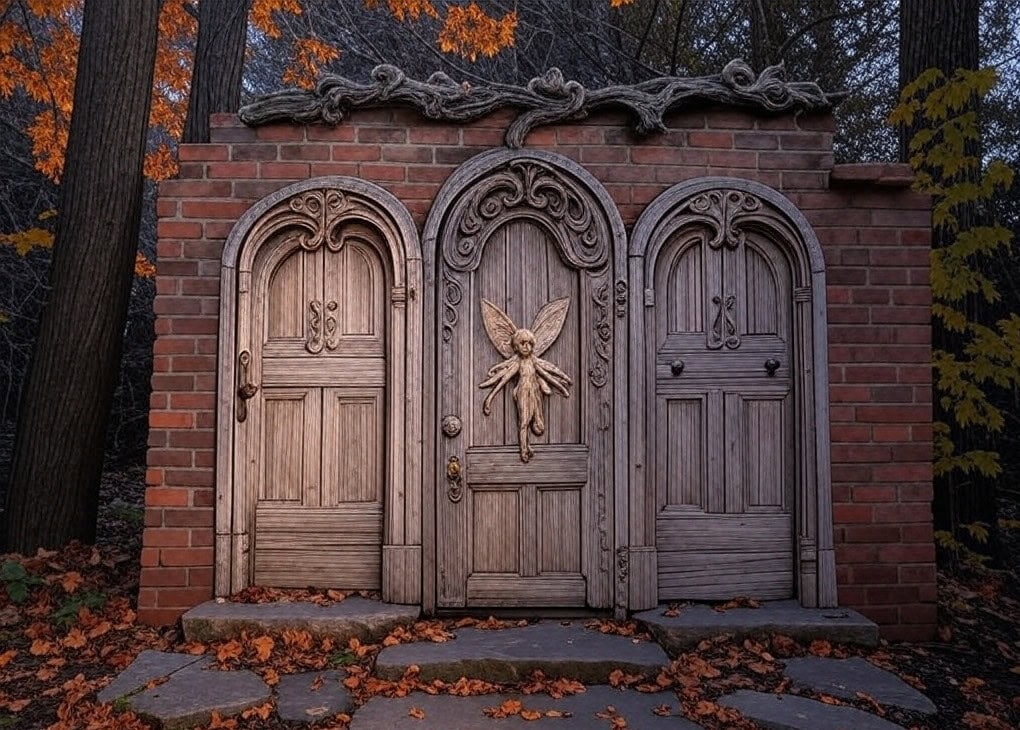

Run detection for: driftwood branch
[[239, 60, 844, 148]]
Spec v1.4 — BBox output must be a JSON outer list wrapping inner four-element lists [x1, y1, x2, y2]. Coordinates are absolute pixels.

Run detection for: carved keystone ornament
[[479, 298, 572, 462]]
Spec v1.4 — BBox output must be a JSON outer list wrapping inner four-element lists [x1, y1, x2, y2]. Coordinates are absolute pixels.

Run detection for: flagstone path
[[100, 605, 936, 729]]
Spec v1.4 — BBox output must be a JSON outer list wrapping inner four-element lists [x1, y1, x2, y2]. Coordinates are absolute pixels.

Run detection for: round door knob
[[442, 415, 462, 437], [670, 359, 685, 376], [764, 358, 781, 376]]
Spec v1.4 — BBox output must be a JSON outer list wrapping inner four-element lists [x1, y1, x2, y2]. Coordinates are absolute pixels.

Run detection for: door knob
[[446, 455, 463, 503], [764, 358, 781, 377], [670, 359, 685, 376]]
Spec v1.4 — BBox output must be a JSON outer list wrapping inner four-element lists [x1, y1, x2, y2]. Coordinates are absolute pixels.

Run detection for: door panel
[[655, 231, 795, 600], [438, 218, 607, 608], [246, 225, 388, 590]]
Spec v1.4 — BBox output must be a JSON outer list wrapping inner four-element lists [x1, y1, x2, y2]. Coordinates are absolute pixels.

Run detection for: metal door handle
[[764, 358, 780, 377], [446, 455, 463, 503], [670, 359, 685, 376], [236, 350, 258, 422]]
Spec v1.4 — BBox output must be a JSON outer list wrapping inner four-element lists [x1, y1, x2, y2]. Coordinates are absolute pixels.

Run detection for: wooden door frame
[[215, 177, 424, 603], [421, 149, 629, 616], [628, 177, 837, 609]]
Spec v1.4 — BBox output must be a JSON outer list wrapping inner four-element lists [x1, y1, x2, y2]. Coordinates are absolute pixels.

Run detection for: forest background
[[0, 0, 1018, 565]]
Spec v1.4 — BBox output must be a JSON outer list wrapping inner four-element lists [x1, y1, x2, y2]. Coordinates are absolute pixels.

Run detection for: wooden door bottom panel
[[657, 551, 792, 600], [253, 548, 381, 589], [465, 574, 586, 607], [656, 512, 791, 553]]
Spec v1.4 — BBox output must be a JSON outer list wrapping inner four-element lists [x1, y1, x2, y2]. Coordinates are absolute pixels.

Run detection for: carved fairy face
[[512, 329, 535, 357]]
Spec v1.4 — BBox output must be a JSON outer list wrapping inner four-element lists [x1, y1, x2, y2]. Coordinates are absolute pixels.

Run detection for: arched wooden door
[[425, 151, 628, 611], [218, 179, 423, 602], [240, 220, 389, 589], [651, 204, 795, 598], [629, 179, 837, 608]]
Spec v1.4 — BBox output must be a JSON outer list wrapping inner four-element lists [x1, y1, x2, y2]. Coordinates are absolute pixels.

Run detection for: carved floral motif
[[687, 190, 762, 250], [445, 161, 608, 273], [479, 297, 573, 462], [590, 283, 611, 388], [282, 190, 348, 252]]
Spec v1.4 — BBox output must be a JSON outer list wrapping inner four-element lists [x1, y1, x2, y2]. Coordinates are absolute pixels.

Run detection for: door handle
[[236, 350, 258, 422], [446, 455, 463, 503], [764, 358, 781, 377], [670, 359, 685, 376]]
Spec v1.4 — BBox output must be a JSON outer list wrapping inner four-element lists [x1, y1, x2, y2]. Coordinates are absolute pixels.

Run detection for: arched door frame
[[421, 149, 630, 615], [215, 177, 423, 603], [628, 177, 836, 608]]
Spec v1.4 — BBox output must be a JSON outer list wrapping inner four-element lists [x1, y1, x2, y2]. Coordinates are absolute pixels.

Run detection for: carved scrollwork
[[306, 300, 324, 354], [590, 282, 611, 388], [441, 272, 463, 343], [709, 294, 740, 350], [281, 190, 348, 252], [614, 279, 627, 318], [687, 190, 762, 250], [306, 299, 340, 353], [444, 161, 609, 273]]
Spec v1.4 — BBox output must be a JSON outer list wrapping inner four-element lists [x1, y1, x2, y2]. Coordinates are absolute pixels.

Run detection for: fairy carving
[[479, 297, 573, 462]]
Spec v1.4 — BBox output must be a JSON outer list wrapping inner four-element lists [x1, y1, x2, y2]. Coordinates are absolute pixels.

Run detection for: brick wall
[[140, 109, 934, 639]]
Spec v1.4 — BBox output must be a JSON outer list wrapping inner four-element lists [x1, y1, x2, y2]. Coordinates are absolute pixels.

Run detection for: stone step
[[180, 597, 419, 643], [350, 687, 700, 729], [719, 690, 906, 730], [374, 622, 669, 683], [635, 600, 879, 652]]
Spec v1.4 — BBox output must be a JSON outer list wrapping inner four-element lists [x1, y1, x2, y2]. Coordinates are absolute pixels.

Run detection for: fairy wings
[[479, 297, 573, 414]]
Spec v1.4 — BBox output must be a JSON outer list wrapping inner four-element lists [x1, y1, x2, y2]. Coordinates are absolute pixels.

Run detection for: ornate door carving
[[433, 157, 619, 609]]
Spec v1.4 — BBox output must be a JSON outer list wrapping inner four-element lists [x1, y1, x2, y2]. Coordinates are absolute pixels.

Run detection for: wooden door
[[436, 215, 614, 609], [240, 223, 387, 589], [653, 225, 795, 599]]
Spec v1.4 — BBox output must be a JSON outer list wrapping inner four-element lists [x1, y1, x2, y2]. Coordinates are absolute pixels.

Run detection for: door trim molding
[[215, 177, 423, 601], [629, 177, 836, 608], [421, 149, 628, 615]]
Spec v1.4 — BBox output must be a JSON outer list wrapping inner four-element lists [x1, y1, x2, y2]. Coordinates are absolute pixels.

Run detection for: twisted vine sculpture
[[239, 60, 843, 148]]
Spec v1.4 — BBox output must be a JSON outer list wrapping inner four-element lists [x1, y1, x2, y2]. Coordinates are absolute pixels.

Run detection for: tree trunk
[[898, 0, 980, 160], [183, 0, 252, 143], [3, 0, 160, 552]]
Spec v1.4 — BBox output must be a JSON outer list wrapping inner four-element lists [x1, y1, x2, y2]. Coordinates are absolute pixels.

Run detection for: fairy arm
[[480, 358, 519, 415], [534, 357, 571, 397]]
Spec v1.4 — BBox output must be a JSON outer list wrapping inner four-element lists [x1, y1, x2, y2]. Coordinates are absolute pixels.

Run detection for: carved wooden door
[[239, 215, 387, 590], [435, 159, 615, 609], [653, 191, 795, 599]]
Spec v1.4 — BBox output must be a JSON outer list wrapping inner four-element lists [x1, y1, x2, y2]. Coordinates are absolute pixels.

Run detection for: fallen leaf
[[7, 698, 30, 712], [521, 709, 542, 720], [818, 694, 841, 705], [63, 628, 87, 649], [653, 703, 672, 716], [545, 709, 570, 717], [809, 639, 832, 657], [29, 639, 54, 656], [241, 702, 273, 720], [251, 634, 274, 662], [60, 571, 83, 593], [408, 706, 425, 719], [0, 649, 16, 667]]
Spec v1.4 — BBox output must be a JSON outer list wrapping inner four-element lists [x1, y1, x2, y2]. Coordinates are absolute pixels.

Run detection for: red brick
[[145, 487, 189, 507], [687, 131, 733, 148], [852, 564, 899, 583], [360, 163, 406, 181], [160, 547, 214, 566], [833, 504, 873, 523], [851, 485, 897, 502], [260, 161, 309, 178], [165, 469, 214, 487], [866, 586, 919, 605], [231, 144, 279, 161], [163, 508, 214, 527], [148, 449, 193, 468], [842, 525, 902, 543], [143, 528, 191, 547], [207, 161, 258, 178], [381, 146, 434, 163], [279, 144, 330, 161], [156, 587, 214, 607], [255, 124, 305, 141], [140, 567, 188, 587], [179, 144, 229, 161], [149, 411, 193, 429], [876, 543, 935, 563], [189, 566, 215, 587], [408, 127, 460, 144], [157, 221, 203, 239], [138, 607, 187, 626]]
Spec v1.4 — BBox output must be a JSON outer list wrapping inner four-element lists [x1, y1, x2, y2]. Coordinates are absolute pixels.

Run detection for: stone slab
[[374, 622, 669, 683], [181, 597, 419, 642], [97, 650, 206, 704], [719, 690, 905, 730], [783, 656, 936, 715], [127, 662, 271, 730], [636, 601, 879, 652], [350, 686, 700, 729], [275, 670, 354, 722]]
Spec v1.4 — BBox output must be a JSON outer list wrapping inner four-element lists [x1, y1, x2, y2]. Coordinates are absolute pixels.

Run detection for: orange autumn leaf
[[438, 2, 517, 61], [30, 639, 54, 656], [59, 571, 83, 593], [408, 706, 425, 719], [216, 640, 243, 663], [62, 628, 87, 649], [0, 649, 16, 667], [365, 0, 438, 22], [6, 698, 30, 712], [520, 709, 542, 721], [250, 635, 274, 663]]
